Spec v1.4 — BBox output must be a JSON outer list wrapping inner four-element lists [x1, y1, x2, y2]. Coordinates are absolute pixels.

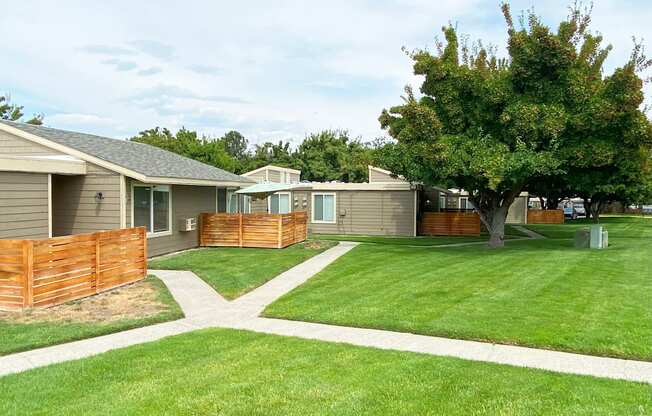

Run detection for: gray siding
[[0, 130, 63, 156], [0, 172, 49, 239], [303, 190, 415, 236], [248, 188, 416, 236], [369, 169, 404, 183], [126, 179, 217, 257], [52, 163, 121, 236]]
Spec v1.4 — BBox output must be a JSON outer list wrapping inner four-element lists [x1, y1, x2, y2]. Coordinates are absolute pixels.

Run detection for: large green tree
[[0, 94, 43, 125], [130, 127, 237, 172], [295, 130, 374, 182], [378, 4, 651, 247], [244, 140, 296, 172]]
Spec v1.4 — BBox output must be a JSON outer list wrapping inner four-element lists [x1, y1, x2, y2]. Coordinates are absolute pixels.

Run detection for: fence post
[[94, 232, 101, 294], [22, 240, 34, 308], [199, 213, 204, 247], [141, 227, 148, 276], [238, 213, 243, 247], [277, 215, 283, 248]]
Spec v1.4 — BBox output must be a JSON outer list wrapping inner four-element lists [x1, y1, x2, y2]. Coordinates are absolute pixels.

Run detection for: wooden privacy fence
[[419, 212, 481, 236], [0, 227, 147, 310], [527, 209, 565, 224], [200, 212, 308, 249]]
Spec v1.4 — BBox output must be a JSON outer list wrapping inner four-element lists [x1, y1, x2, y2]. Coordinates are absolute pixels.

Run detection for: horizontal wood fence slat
[[527, 209, 565, 224], [200, 212, 308, 249], [419, 212, 481, 236], [0, 227, 147, 310]]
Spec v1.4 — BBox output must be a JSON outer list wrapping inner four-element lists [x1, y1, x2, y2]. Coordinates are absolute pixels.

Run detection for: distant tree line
[[130, 128, 381, 182]]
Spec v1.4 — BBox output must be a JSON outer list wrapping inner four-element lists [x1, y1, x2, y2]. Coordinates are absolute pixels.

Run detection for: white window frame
[[242, 195, 252, 214], [131, 183, 173, 238], [268, 191, 291, 214], [460, 197, 468, 210], [439, 195, 447, 211], [311, 192, 337, 224], [226, 188, 239, 213]]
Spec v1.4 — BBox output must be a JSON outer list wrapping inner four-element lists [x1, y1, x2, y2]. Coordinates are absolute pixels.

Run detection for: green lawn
[[314, 225, 529, 246], [149, 241, 337, 299], [265, 218, 652, 360], [0, 276, 183, 356], [526, 216, 652, 239], [2, 328, 650, 415]]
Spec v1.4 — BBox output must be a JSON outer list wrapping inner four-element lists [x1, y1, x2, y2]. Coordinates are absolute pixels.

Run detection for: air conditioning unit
[[179, 217, 197, 232]]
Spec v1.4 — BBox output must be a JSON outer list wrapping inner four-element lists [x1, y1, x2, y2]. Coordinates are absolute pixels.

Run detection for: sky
[[1, 0, 650, 147]]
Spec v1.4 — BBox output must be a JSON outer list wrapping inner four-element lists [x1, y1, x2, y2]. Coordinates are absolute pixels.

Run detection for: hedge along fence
[[0, 227, 147, 310], [419, 212, 481, 236], [200, 212, 308, 249], [527, 209, 565, 224]]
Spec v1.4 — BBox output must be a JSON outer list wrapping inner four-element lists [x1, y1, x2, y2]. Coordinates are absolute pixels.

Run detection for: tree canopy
[[0, 94, 43, 125], [378, 3, 652, 246], [130, 128, 379, 182]]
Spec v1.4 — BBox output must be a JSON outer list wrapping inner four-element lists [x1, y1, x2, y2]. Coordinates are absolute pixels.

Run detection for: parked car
[[643, 205, 652, 214], [563, 204, 586, 219], [573, 204, 587, 218]]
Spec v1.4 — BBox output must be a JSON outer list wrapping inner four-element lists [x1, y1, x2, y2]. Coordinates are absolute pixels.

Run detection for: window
[[227, 189, 238, 213], [439, 195, 447, 211], [312, 193, 336, 223], [133, 185, 171, 236], [269, 192, 290, 214], [242, 195, 252, 214], [460, 197, 468, 210]]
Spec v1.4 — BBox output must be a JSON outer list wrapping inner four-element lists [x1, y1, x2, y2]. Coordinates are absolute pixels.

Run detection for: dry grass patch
[[1, 275, 183, 355], [1, 280, 169, 325]]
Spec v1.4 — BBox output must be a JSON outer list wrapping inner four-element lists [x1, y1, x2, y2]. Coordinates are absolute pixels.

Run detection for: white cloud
[[101, 58, 138, 72], [137, 67, 163, 76]]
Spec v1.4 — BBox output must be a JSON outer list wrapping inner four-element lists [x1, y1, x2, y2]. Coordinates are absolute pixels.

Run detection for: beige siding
[[52, 163, 121, 236], [267, 170, 281, 183], [0, 172, 50, 239], [368, 169, 404, 183], [251, 196, 268, 213], [306, 190, 415, 236], [507, 196, 527, 224], [0, 130, 63, 156], [245, 171, 266, 183], [289, 172, 301, 183], [126, 179, 217, 257]]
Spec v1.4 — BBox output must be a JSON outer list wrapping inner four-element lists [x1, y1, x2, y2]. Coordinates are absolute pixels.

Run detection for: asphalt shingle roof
[[0, 120, 250, 183]]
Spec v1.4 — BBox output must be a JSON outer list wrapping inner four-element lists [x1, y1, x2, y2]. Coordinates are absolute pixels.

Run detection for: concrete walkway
[[2, 240, 652, 386], [512, 225, 547, 240]]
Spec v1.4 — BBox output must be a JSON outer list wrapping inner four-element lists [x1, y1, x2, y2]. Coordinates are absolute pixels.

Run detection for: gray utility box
[[574, 229, 590, 248], [590, 225, 603, 249], [575, 225, 608, 249]]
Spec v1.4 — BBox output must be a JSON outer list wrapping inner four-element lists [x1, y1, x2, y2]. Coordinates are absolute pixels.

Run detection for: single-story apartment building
[[238, 165, 528, 236], [239, 165, 425, 236], [0, 120, 253, 256]]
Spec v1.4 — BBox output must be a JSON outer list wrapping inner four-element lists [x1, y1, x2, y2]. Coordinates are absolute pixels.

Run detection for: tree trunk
[[538, 196, 546, 210], [470, 189, 520, 249], [589, 199, 603, 223], [583, 200, 591, 220], [478, 206, 509, 248]]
